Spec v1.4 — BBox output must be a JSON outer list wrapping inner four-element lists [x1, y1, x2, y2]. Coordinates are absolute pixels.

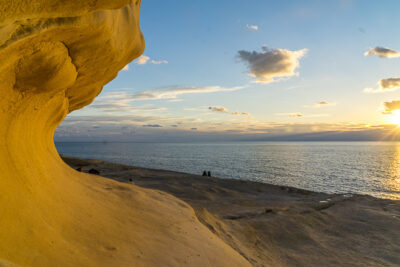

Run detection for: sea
[[56, 141, 400, 200]]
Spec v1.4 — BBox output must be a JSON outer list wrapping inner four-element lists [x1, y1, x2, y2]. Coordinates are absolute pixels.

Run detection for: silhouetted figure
[[76, 167, 82, 172], [207, 171, 211, 177], [202, 171, 207, 176], [88, 168, 100, 175]]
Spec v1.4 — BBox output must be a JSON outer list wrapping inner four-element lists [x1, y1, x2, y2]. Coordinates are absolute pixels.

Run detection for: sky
[[55, 0, 400, 142]]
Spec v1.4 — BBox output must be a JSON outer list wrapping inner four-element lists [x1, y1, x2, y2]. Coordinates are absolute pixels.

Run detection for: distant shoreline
[[56, 140, 400, 143]]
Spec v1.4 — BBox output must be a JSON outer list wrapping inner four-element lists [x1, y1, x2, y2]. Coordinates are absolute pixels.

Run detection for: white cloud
[[85, 95, 167, 114], [363, 88, 380, 94], [209, 106, 228, 113], [238, 46, 307, 83], [62, 115, 162, 124], [364, 78, 400, 93], [246, 24, 259, 31], [168, 99, 184, 103], [135, 55, 168, 65], [135, 55, 150, 65], [122, 64, 129, 71], [114, 85, 245, 100], [364, 47, 400, 58], [151, 60, 168, 64]]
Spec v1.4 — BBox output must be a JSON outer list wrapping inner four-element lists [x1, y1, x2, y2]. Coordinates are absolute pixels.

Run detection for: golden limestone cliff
[[0, 1, 250, 266]]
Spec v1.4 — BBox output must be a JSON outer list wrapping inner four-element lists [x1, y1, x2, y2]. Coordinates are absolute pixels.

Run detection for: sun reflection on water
[[387, 144, 400, 199]]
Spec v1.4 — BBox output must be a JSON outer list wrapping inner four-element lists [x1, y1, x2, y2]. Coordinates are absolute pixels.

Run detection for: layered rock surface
[[0, 1, 250, 266]]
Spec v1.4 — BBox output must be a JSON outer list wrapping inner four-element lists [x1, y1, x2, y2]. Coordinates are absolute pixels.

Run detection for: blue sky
[[56, 0, 400, 141]]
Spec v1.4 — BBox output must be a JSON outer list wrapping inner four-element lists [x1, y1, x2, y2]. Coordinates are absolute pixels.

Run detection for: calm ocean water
[[56, 142, 400, 200]]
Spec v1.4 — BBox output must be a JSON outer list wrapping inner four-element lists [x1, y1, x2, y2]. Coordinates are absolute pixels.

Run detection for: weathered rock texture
[[0, 1, 250, 266]]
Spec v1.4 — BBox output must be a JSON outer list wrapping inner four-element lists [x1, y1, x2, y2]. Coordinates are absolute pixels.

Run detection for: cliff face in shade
[[0, 1, 250, 266]]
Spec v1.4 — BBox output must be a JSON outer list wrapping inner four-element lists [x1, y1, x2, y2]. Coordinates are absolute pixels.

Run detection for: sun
[[389, 110, 400, 126]]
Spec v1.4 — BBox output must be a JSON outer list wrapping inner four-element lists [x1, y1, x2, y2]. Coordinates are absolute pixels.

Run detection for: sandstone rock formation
[[0, 1, 250, 266]]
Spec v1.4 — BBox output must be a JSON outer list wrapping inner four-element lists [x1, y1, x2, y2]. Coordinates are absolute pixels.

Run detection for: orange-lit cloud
[[305, 101, 336, 108], [289, 113, 304, 118], [382, 100, 400, 114], [380, 78, 400, 90], [364, 78, 400, 93], [58, 117, 397, 142], [231, 112, 250, 116], [209, 106, 228, 113], [276, 113, 304, 118]]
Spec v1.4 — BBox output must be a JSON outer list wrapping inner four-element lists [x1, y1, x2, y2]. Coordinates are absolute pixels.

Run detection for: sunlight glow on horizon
[[389, 111, 400, 127]]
